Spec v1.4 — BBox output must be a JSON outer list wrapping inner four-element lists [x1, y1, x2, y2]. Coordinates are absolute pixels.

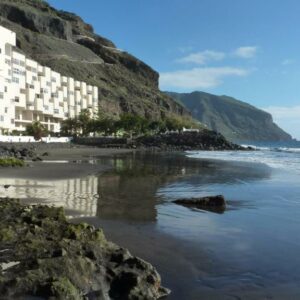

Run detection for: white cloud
[[178, 46, 194, 53], [234, 46, 258, 58], [177, 50, 225, 65], [263, 105, 300, 139], [160, 67, 250, 89], [282, 59, 295, 66]]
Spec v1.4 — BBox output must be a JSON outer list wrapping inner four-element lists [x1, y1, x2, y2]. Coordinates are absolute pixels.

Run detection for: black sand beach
[[1, 146, 300, 299], [0, 144, 132, 180]]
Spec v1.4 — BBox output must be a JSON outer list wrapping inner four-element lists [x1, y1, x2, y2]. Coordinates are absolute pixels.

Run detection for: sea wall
[[0, 135, 71, 143]]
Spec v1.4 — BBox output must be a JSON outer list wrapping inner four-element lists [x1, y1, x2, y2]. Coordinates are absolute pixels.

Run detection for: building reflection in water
[[0, 153, 271, 222], [0, 176, 99, 217]]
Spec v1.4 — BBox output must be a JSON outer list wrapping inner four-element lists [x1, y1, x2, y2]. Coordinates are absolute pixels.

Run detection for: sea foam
[[186, 144, 300, 175]]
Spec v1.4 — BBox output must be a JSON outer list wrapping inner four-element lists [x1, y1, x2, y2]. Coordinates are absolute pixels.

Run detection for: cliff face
[[0, 0, 189, 119], [167, 91, 292, 142]]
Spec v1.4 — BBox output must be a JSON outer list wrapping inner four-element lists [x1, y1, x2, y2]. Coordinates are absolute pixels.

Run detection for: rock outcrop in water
[[173, 195, 226, 212], [0, 198, 170, 299]]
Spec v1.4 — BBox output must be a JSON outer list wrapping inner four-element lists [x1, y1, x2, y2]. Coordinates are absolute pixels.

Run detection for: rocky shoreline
[[136, 131, 249, 151], [74, 131, 251, 151], [0, 142, 82, 160], [0, 131, 251, 162], [0, 198, 169, 299]]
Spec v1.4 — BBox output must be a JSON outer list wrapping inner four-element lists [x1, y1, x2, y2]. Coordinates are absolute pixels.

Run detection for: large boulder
[[173, 195, 226, 212]]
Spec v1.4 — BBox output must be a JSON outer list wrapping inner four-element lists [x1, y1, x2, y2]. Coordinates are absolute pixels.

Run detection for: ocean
[[186, 140, 300, 175]]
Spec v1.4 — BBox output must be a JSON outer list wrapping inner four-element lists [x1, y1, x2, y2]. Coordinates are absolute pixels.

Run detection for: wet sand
[[35, 145, 133, 161], [0, 145, 132, 180]]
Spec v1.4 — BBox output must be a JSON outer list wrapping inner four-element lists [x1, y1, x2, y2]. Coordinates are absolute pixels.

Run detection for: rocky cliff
[[0, 0, 190, 120], [167, 91, 292, 142]]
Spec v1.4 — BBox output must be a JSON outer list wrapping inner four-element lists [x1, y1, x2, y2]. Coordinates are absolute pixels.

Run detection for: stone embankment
[[0, 198, 169, 299]]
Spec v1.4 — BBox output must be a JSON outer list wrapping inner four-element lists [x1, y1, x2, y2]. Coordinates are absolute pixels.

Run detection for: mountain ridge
[[166, 91, 292, 142], [0, 0, 190, 121]]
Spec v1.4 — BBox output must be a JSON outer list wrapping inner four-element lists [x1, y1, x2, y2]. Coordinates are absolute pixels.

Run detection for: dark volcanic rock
[[0, 144, 36, 159], [0, 198, 169, 299], [136, 130, 245, 151], [32, 156, 43, 161], [174, 195, 226, 211]]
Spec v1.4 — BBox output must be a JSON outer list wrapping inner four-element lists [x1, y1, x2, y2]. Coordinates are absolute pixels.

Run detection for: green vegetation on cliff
[[167, 91, 292, 142]]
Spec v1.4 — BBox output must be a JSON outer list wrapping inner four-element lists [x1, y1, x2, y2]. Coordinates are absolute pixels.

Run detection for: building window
[[26, 84, 34, 89], [12, 58, 20, 65]]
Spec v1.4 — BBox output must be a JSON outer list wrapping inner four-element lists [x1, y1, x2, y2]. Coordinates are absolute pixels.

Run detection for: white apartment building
[[0, 25, 98, 134]]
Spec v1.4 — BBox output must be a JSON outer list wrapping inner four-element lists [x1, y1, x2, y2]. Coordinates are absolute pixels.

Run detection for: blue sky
[[48, 0, 300, 139]]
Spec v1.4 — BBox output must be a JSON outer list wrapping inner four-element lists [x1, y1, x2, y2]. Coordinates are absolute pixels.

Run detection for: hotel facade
[[0, 25, 98, 134]]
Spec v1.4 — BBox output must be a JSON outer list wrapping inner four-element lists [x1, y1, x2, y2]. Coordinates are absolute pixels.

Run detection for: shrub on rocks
[[0, 157, 25, 167]]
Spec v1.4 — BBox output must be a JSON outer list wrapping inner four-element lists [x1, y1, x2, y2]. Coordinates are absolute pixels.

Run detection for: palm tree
[[26, 121, 48, 141]]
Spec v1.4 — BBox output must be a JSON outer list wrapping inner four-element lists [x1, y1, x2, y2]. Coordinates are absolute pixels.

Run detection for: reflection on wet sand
[[96, 152, 271, 221], [0, 152, 271, 222], [0, 176, 99, 217]]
